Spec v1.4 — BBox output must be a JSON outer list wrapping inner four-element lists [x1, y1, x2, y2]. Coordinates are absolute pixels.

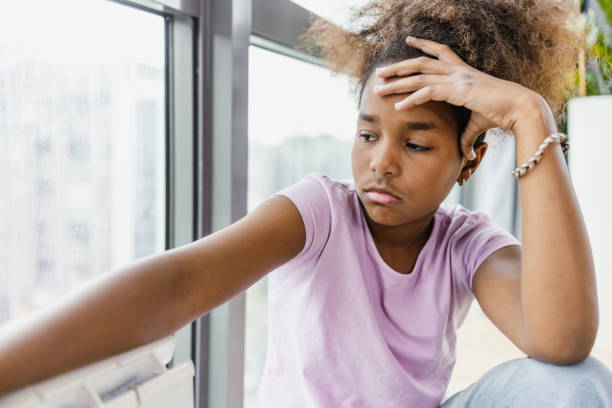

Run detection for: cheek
[[351, 142, 366, 172], [410, 157, 457, 191], [432, 160, 463, 192], [408, 158, 440, 181]]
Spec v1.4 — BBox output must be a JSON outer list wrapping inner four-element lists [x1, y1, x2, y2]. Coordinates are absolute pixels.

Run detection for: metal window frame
[[111, 0, 199, 389], [113, 0, 199, 17], [194, 0, 252, 406], [165, 8, 197, 368], [193, 1, 318, 407], [106, 2, 206, 406]]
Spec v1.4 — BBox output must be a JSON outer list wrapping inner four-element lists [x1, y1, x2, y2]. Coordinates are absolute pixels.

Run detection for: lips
[[363, 185, 402, 204]]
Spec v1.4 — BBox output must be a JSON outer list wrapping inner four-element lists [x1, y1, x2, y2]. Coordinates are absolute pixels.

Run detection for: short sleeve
[[274, 172, 332, 264], [453, 209, 521, 295]]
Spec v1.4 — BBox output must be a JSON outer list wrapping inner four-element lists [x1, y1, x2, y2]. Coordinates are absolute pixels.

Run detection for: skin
[[352, 71, 487, 274], [0, 35, 599, 396]]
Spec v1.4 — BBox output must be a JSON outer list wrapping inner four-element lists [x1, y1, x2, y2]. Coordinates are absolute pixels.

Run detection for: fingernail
[[394, 102, 403, 110], [406, 35, 416, 41], [373, 85, 382, 93], [469, 150, 476, 160], [376, 67, 384, 75]]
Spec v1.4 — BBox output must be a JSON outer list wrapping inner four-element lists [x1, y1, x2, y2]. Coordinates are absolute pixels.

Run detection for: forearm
[[513, 94, 599, 363], [0, 193, 304, 396], [0, 251, 186, 396]]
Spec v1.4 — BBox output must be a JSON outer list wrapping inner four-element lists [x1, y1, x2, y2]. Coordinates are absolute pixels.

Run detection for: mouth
[[363, 186, 402, 204]]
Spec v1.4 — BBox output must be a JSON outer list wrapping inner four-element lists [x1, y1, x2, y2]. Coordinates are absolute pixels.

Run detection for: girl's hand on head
[[374, 36, 546, 160]]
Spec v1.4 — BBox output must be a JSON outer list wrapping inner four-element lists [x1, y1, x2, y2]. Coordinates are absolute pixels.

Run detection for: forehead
[[360, 72, 457, 132], [361, 74, 410, 106]]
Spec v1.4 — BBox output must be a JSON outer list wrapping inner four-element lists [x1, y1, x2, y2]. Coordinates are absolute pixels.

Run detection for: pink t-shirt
[[255, 172, 521, 407]]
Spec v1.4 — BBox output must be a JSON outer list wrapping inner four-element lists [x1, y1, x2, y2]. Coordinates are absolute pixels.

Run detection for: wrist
[[511, 91, 557, 138]]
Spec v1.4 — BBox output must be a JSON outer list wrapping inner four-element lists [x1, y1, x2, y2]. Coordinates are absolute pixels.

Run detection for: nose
[[369, 138, 400, 176]]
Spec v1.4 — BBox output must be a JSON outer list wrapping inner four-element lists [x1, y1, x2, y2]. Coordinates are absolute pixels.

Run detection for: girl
[[2, 0, 612, 406]]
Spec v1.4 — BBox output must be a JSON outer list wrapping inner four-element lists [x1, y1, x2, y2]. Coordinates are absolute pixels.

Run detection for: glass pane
[[244, 46, 357, 407], [0, 0, 166, 324]]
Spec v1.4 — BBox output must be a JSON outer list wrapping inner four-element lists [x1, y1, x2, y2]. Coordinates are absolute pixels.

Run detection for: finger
[[405, 36, 467, 66], [461, 137, 478, 161], [376, 56, 452, 78], [373, 74, 448, 96], [394, 85, 448, 110], [459, 121, 486, 160]]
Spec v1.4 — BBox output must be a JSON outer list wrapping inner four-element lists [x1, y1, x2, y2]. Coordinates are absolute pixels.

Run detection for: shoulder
[[438, 202, 520, 265], [300, 172, 355, 194], [273, 172, 357, 263], [436, 202, 506, 239], [282, 172, 356, 209], [434, 202, 520, 261], [437, 202, 480, 223], [278, 170, 356, 213], [436, 203, 520, 296]]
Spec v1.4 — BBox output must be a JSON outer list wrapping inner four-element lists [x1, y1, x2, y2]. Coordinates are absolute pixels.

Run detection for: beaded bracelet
[[511, 132, 569, 178]]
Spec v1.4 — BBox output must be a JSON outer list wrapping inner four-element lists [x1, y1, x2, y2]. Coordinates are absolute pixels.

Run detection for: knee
[[520, 354, 609, 384], [489, 354, 612, 403], [443, 355, 612, 407]]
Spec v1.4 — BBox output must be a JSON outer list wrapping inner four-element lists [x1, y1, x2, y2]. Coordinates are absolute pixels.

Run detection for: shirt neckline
[[356, 194, 440, 281]]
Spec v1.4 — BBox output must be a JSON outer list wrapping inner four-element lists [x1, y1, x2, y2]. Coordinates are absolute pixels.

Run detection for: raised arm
[[509, 97, 598, 362], [473, 96, 597, 365], [375, 35, 598, 364], [0, 194, 305, 396]]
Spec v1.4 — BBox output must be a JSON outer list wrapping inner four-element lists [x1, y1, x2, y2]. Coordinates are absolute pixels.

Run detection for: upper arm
[[472, 244, 530, 355], [169, 194, 306, 323]]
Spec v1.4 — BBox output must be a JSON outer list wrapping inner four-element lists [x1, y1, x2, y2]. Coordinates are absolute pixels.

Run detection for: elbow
[[561, 327, 598, 366], [522, 289, 600, 366], [539, 344, 593, 366], [531, 347, 593, 366], [527, 325, 598, 366]]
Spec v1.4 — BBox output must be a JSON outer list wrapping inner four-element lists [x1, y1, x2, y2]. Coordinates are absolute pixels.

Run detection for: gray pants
[[440, 355, 612, 407]]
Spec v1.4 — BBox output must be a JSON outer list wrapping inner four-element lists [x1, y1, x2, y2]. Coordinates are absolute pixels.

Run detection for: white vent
[[0, 335, 195, 408]]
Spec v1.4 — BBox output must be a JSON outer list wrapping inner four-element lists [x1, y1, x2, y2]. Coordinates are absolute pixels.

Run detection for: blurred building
[[0, 48, 165, 324]]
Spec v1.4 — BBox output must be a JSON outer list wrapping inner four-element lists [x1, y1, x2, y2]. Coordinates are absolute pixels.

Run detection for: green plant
[[583, 0, 612, 95]]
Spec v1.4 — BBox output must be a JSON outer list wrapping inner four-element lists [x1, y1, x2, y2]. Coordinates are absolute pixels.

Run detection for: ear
[[457, 142, 488, 186]]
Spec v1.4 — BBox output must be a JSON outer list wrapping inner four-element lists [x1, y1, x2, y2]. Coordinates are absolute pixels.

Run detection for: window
[[0, 0, 166, 324], [244, 45, 358, 407]]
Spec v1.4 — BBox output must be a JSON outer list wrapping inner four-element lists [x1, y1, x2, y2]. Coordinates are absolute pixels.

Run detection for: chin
[[362, 202, 406, 226]]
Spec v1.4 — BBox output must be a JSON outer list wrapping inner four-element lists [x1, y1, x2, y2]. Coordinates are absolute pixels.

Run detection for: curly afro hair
[[299, 0, 584, 153]]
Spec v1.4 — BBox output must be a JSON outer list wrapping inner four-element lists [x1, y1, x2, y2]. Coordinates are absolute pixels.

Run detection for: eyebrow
[[358, 112, 438, 131]]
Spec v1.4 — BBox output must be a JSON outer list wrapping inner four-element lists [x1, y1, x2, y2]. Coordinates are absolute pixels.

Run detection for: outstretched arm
[[0, 195, 305, 395]]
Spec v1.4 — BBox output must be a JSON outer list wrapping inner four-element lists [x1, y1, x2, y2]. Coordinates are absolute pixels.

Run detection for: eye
[[406, 142, 431, 152], [358, 133, 376, 142]]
